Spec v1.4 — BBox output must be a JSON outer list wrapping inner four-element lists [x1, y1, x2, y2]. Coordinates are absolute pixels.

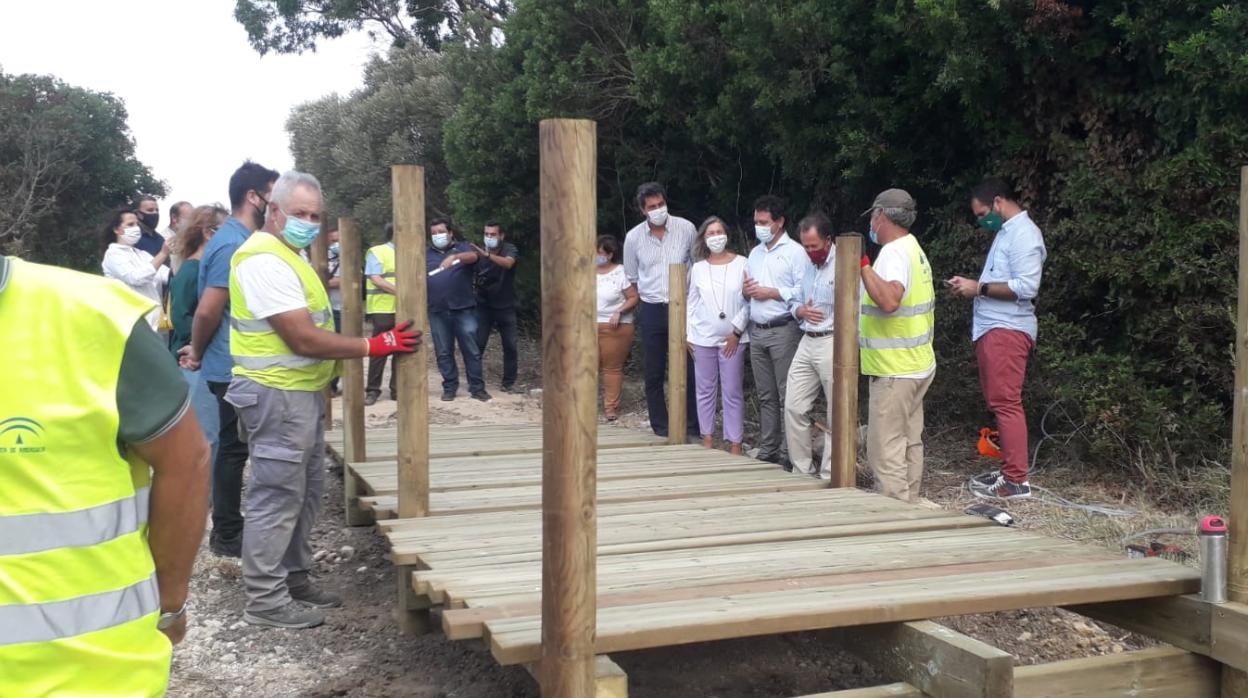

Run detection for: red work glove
[[367, 320, 421, 357], [860, 254, 871, 269]]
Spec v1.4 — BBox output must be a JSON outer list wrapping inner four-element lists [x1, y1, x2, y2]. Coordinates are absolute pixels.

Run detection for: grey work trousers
[[748, 321, 801, 461], [226, 376, 326, 613]]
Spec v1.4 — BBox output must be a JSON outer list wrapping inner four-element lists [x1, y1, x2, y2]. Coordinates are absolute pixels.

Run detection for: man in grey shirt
[[622, 181, 699, 438]]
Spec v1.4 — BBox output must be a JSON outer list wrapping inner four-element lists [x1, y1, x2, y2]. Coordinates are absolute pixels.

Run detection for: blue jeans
[[429, 308, 485, 395], [182, 368, 219, 473]]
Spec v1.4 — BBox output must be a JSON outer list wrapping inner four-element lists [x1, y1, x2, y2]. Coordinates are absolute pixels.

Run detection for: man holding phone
[[946, 177, 1047, 500]]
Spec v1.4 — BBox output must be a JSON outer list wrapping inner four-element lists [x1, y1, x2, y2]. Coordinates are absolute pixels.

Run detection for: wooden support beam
[[524, 656, 628, 698], [392, 165, 429, 519], [1212, 601, 1248, 675], [801, 647, 1219, 698], [394, 564, 433, 635], [310, 227, 333, 432], [831, 621, 1012, 698], [538, 118, 598, 698], [1228, 164, 1248, 697], [667, 263, 688, 445], [1068, 594, 1212, 656], [830, 234, 862, 488], [338, 217, 370, 525]]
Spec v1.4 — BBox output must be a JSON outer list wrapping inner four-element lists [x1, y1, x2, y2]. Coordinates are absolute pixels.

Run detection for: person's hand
[[367, 320, 422, 357], [797, 298, 825, 324], [722, 333, 740, 358], [742, 273, 757, 298], [177, 345, 200, 371], [946, 276, 979, 299], [439, 256, 459, 270], [686, 341, 695, 357], [159, 612, 188, 645], [860, 255, 870, 269], [470, 243, 488, 258], [609, 311, 621, 329]]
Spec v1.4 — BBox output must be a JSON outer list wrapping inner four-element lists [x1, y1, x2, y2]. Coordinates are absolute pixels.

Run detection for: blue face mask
[[755, 225, 773, 244], [432, 233, 451, 249], [281, 215, 321, 249], [868, 228, 879, 245]]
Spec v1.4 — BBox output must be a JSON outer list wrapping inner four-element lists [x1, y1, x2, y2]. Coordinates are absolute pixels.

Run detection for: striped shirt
[[792, 250, 838, 333], [622, 215, 697, 304]]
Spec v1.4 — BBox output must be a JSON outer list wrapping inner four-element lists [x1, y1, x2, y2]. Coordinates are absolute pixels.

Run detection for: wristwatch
[[978, 282, 989, 297], [157, 605, 186, 630]]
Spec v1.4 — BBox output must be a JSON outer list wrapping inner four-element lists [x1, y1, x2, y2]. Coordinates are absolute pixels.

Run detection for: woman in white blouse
[[596, 235, 640, 421], [101, 208, 171, 330], [686, 216, 749, 454]]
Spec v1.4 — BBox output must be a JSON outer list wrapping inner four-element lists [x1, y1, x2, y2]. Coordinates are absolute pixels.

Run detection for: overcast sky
[[0, 0, 380, 228]]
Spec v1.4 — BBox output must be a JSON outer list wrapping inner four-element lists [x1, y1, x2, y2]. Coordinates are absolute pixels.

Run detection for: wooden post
[[310, 226, 334, 432], [393, 165, 429, 519], [338, 218, 369, 525], [1227, 166, 1248, 698], [830, 234, 862, 488], [667, 263, 688, 445], [538, 118, 598, 698]]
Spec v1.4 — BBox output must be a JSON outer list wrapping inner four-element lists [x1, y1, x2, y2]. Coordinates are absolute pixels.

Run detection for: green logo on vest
[[0, 417, 46, 454]]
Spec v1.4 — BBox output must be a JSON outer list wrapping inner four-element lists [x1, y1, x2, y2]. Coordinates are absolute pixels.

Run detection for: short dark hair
[[134, 194, 157, 207], [635, 182, 667, 210], [227, 161, 280, 211], [100, 208, 136, 254], [429, 217, 451, 230], [597, 234, 621, 263], [971, 177, 1017, 206], [169, 201, 191, 220], [384, 223, 394, 241], [753, 194, 787, 223], [484, 220, 502, 233], [797, 212, 833, 240]]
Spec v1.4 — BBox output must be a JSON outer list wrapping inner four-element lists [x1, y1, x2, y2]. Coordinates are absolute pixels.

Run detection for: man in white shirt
[[744, 195, 808, 468], [622, 181, 699, 438], [784, 213, 836, 478], [860, 189, 936, 503]]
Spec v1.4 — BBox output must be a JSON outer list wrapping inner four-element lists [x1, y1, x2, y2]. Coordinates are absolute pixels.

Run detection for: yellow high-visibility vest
[[860, 234, 936, 376], [0, 257, 171, 697], [228, 232, 338, 392], [365, 243, 396, 314]]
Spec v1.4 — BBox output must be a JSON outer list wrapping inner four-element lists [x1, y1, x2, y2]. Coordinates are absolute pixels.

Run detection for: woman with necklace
[[686, 216, 750, 454]]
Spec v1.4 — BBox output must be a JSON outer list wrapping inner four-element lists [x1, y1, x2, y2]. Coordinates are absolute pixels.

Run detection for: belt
[[804, 330, 833, 338], [752, 316, 794, 330]]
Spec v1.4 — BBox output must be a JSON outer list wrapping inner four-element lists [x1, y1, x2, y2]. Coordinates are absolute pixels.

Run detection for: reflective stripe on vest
[[229, 233, 338, 391], [0, 486, 149, 556], [859, 234, 936, 376], [0, 573, 159, 646], [366, 244, 397, 313]]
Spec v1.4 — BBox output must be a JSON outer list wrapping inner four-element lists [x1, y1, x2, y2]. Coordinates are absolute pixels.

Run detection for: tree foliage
[[0, 68, 164, 271]]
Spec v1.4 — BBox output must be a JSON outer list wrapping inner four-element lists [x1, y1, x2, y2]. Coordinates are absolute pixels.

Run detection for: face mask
[[253, 196, 269, 230], [706, 234, 728, 254], [977, 210, 1004, 232], [755, 225, 773, 245], [807, 247, 829, 266], [329, 242, 340, 255], [868, 228, 879, 245], [596, 254, 610, 266], [140, 212, 159, 230], [432, 233, 451, 249], [646, 206, 669, 227], [119, 226, 142, 246], [280, 214, 321, 249], [484, 237, 499, 250]]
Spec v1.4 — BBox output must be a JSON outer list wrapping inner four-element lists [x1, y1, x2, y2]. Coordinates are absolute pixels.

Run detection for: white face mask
[[432, 232, 450, 249], [646, 206, 669, 227], [484, 236, 499, 250], [119, 226, 142, 246], [706, 234, 728, 254], [596, 254, 610, 266], [755, 224, 773, 244]]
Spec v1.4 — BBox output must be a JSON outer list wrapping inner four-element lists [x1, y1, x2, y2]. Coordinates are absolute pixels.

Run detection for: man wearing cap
[[860, 189, 936, 502]]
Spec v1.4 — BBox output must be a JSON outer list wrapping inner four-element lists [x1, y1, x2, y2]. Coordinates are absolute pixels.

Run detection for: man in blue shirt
[[427, 219, 488, 401], [947, 177, 1047, 501], [180, 161, 280, 557]]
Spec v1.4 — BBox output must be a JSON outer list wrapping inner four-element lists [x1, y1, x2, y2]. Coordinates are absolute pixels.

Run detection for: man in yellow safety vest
[[859, 189, 937, 503], [0, 254, 210, 695], [226, 171, 420, 629], [364, 223, 398, 405]]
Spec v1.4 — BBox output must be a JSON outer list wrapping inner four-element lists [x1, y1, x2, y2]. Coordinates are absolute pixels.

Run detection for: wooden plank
[[1067, 594, 1211, 655], [830, 234, 861, 488], [1229, 163, 1248, 698], [392, 164, 429, 519], [1212, 601, 1248, 673], [486, 559, 1200, 665], [667, 262, 687, 445], [338, 218, 368, 524], [833, 621, 1012, 698], [523, 656, 628, 698]]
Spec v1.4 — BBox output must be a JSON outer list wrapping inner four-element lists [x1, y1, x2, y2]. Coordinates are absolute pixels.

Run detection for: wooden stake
[[393, 165, 430, 520], [667, 263, 688, 445], [830, 234, 862, 488], [538, 118, 598, 698], [310, 225, 334, 432], [1226, 166, 1248, 698], [339, 218, 369, 525]]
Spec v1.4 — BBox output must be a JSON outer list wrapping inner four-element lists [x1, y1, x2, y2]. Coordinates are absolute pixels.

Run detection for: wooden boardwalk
[[327, 423, 1203, 674]]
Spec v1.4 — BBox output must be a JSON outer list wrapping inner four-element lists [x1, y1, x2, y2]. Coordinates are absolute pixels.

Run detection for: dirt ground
[[169, 335, 1199, 697]]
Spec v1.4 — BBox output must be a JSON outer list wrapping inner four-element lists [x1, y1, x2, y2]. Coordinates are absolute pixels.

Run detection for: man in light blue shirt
[[947, 177, 1047, 500], [783, 213, 835, 478], [743, 195, 809, 468]]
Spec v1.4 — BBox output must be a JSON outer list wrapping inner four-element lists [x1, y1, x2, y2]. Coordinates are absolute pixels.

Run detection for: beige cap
[[861, 188, 916, 216]]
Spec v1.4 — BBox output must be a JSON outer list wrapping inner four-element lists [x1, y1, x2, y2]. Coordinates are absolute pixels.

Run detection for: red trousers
[[976, 328, 1035, 483]]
